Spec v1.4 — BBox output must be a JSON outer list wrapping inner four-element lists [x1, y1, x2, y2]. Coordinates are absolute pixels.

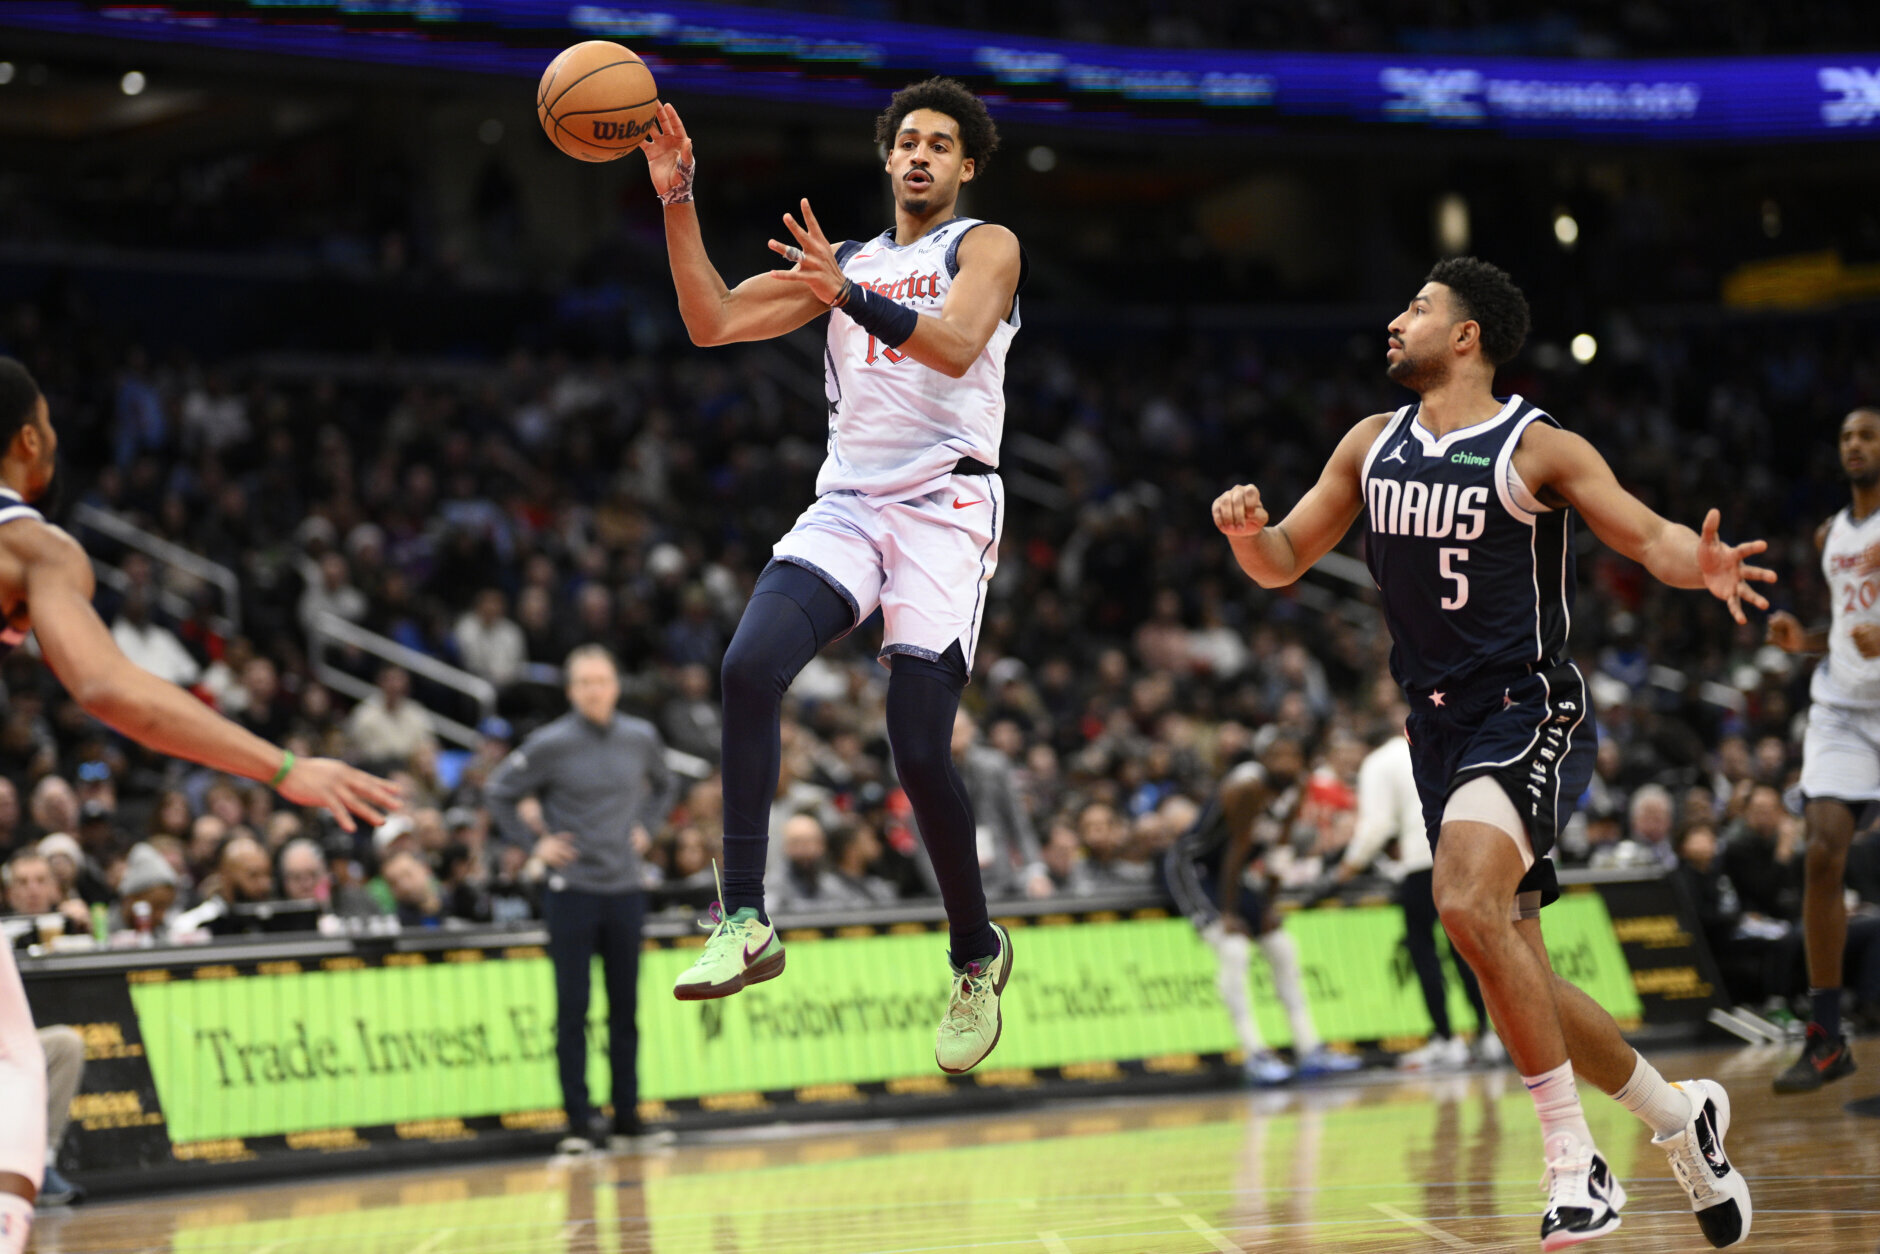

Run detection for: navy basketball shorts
[[1403, 661, 1596, 910]]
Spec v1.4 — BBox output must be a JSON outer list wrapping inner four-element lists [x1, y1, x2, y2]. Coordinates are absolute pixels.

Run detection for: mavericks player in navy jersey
[[641, 80, 1024, 1074], [1213, 259, 1762, 1249], [0, 359, 399, 1254]]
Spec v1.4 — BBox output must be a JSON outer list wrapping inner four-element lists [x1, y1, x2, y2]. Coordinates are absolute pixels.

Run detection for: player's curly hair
[[874, 78, 1000, 169], [1426, 256, 1531, 366]]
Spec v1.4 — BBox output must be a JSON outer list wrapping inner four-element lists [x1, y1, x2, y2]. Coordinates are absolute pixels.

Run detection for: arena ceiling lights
[[1, 1, 1878, 143]]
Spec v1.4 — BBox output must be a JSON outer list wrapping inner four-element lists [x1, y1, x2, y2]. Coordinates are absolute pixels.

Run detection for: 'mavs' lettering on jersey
[[1360, 395, 1574, 694], [820, 217, 1026, 503]]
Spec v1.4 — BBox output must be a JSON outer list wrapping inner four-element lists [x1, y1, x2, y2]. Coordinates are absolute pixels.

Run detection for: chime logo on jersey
[[1367, 479, 1490, 540]]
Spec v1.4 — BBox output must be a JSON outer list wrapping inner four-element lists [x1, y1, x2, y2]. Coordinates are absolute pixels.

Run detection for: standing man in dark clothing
[[486, 645, 678, 1154]]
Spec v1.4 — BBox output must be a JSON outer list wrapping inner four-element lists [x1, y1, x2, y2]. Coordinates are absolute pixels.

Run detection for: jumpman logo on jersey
[[1382, 442, 1409, 465]]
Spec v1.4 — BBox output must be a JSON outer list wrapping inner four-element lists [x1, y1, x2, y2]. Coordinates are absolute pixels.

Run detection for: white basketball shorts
[[771, 472, 1003, 674], [1800, 699, 1880, 803]]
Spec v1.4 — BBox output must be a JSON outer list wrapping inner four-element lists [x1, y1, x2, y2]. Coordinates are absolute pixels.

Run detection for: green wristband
[[268, 750, 296, 788]]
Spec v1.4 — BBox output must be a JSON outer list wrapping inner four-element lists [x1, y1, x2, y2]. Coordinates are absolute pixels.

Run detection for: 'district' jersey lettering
[[1366, 479, 1490, 540]]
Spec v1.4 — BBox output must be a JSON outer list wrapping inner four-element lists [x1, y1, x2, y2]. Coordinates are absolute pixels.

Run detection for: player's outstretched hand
[[276, 758, 403, 833], [1854, 623, 1880, 659], [1697, 508, 1777, 625], [642, 102, 694, 199], [1212, 484, 1270, 537], [769, 199, 845, 304], [1766, 610, 1808, 652]]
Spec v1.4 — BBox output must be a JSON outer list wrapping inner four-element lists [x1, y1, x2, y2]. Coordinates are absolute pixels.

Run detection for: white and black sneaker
[[1539, 1136, 1626, 1250], [1654, 1079, 1752, 1248]]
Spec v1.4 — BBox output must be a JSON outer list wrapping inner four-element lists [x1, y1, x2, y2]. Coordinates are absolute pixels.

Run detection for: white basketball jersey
[[1814, 507, 1880, 709], [818, 218, 1020, 501]]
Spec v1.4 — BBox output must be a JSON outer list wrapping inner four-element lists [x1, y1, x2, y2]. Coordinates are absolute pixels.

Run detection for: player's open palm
[[1697, 508, 1777, 625], [1852, 623, 1880, 658], [1212, 484, 1270, 537], [642, 102, 693, 198], [277, 758, 403, 833]]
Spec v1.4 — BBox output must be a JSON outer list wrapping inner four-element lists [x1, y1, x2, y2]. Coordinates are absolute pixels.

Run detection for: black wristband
[[842, 283, 919, 349]]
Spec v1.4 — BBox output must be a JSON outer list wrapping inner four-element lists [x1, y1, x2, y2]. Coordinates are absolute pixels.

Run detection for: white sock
[[1207, 925, 1267, 1056], [1613, 1050, 1693, 1139], [1523, 1060, 1594, 1159], [0, 1193, 32, 1254], [1257, 930, 1320, 1055]]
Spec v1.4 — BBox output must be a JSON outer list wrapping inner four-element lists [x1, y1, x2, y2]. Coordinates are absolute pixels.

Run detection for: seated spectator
[[35, 834, 107, 911], [278, 838, 380, 918], [1722, 785, 1803, 927], [107, 842, 179, 940], [29, 776, 78, 846], [454, 588, 526, 687], [2, 850, 90, 940], [437, 841, 491, 923], [826, 820, 898, 907], [487, 843, 537, 924], [1029, 820, 1096, 899], [661, 824, 719, 905], [952, 709, 1041, 898], [111, 588, 199, 687], [769, 813, 846, 916], [1078, 801, 1152, 890], [345, 665, 436, 767], [381, 849, 444, 928], [660, 662, 721, 764], [208, 833, 275, 906]]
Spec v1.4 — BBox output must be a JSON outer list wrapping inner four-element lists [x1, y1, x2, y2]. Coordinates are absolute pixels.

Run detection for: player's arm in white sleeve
[[1515, 422, 1776, 624], [1213, 413, 1387, 588], [643, 103, 829, 346]]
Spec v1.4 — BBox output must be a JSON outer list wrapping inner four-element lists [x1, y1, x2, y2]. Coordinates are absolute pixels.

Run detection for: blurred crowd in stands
[[0, 286, 1878, 1023]]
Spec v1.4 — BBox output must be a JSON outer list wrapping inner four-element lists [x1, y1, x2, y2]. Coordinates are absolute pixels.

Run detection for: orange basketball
[[536, 41, 660, 163]]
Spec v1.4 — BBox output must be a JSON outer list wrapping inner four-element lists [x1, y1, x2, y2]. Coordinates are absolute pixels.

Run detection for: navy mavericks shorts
[[1403, 660, 1596, 910]]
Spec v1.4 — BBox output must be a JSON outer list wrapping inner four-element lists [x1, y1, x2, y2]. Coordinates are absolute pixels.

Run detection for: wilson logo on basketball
[[591, 118, 659, 143]]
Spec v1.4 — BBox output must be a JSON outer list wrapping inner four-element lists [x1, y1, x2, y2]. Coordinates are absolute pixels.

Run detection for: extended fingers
[[1742, 563, 1778, 583], [1701, 508, 1720, 542], [799, 198, 828, 242], [782, 213, 810, 245], [1739, 582, 1771, 612]]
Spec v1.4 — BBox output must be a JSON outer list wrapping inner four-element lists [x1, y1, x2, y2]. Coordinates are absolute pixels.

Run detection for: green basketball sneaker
[[673, 898, 785, 1001], [935, 922, 1013, 1074]]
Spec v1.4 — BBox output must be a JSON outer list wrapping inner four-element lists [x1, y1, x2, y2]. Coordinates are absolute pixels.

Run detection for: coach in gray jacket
[[486, 645, 677, 1152]]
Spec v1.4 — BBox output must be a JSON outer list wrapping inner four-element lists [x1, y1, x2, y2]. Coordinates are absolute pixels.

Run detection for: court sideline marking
[[1370, 1201, 1479, 1250]]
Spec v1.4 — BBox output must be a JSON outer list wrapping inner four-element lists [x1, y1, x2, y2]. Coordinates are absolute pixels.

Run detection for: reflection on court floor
[[29, 1044, 1880, 1253]]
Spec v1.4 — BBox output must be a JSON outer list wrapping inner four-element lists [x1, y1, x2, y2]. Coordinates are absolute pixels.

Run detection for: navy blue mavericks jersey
[[0, 488, 42, 660], [1360, 396, 1574, 695]]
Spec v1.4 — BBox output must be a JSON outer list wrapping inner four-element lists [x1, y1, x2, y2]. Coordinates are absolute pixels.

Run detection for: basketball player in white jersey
[[639, 80, 1024, 1073], [0, 358, 399, 1254], [1765, 406, 1880, 1094]]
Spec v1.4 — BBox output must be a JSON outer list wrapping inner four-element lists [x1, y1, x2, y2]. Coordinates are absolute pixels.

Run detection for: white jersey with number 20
[[1815, 507, 1880, 710], [818, 218, 1019, 502]]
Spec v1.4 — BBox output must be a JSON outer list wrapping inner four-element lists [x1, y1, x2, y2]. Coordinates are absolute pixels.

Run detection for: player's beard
[[1387, 348, 1445, 393], [1848, 464, 1880, 490]]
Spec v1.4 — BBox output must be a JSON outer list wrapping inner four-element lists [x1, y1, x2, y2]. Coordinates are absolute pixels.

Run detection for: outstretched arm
[[643, 103, 827, 346], [22, 526, 399, 830], [1213, 414, 1385, 588], [1517, 424, 1775, 624]]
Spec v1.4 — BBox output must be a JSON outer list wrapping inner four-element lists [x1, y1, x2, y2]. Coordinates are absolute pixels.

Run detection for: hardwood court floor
[[29, 1044, 1880, 1254]]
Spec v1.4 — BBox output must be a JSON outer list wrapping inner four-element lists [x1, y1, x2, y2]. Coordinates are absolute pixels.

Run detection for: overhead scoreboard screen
[[1, 2, 1878, 142]]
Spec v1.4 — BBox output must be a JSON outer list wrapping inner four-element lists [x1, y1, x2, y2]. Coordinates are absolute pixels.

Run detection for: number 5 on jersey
[[1440, 546, 1469, 611]]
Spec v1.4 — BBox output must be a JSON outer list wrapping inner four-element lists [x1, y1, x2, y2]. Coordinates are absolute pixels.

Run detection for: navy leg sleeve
[[719, 561, 855, 917], [887, 643, 998, 966]]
